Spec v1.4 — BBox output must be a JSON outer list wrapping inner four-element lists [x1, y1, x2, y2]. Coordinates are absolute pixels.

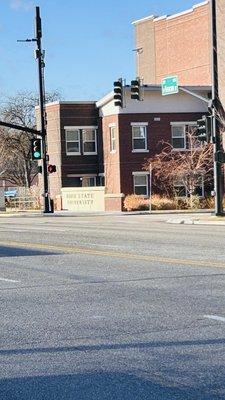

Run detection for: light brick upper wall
[[134, 17, 156, 84], [217, 0, 225, 110], [155, 2, 211, 86], [134, 2, 211, 86]]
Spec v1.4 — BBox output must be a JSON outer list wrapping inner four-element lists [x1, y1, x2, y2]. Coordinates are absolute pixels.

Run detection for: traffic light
[[113, 79, 123, 107], [31, 138, 42, 160], [195, 116, 212, 143], [48, 164, 56, 173], [131, 78, 141, 100]]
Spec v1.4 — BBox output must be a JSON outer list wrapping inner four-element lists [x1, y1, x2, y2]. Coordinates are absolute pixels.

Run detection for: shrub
[[123, 195, 149, 211], [124, 194, 177, 211], [186, 195, 201, 210], [174, 197, 188, 210], [124, 193, 216, 212], [151, 194, 176, 210], [201, 197, 215, 209]]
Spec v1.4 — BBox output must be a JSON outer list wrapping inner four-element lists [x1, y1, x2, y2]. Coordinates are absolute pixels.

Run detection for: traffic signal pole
[[35, 6, 50, 213], [211, 0, 223, 216]]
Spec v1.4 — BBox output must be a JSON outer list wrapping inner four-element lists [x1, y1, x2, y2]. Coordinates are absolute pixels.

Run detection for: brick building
[[133, 0, 225, 110], [133, 1, 211, 86], [217, 0, 225, 109], [45, 85, 210, 211], [41, 102, 103, 199]]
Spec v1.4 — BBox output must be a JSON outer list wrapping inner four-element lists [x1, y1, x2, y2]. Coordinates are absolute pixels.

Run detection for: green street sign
[[161, 76, 179, 96]]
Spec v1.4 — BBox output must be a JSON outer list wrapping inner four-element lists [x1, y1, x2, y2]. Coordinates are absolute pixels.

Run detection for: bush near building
[[123, 194, 217, 212]]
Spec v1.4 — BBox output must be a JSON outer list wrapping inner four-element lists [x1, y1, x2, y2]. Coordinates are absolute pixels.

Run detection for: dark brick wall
[[46, 103, 208, 204], [117, 112, 204, 195], [59, 103, 102, 187], [45, 102, 103, 195]]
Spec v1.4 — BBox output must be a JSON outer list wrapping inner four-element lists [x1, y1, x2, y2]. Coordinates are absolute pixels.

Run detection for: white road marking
[[204, 314, 225, 322], [0, 277, 20, 283]]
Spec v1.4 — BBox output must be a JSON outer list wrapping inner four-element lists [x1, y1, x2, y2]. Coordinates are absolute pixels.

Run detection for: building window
[[194, 176, 204, 197], [174, 175, 204, 197], [171, 125, 185, 149], [81, 176, 97, 187], [171, 122, 201, 150], [66, 130, 80, 154], [82, 129, 97, 154], [98, 175, 105, 186], [174, 180, 187, 197], [110, 126, 116, 152], [132, 125, 147, 152], [133, 173, 148, 196], [187, 124, 201, 148], [87, 177, 96, 187]]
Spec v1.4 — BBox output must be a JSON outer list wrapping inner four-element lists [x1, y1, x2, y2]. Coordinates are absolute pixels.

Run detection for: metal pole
[[35, 6, 50, 213], [211, 0, 223, 216], [149, 163, 152, 213]]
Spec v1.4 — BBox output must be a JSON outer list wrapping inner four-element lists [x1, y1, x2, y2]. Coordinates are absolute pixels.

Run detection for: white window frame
[[132, 172, 149, 197], [131, 123, 149, 153], [194, 175, 205, 197], [171, 124, 186, 150], [174, 180, 188, 197], [64, 126, 98, 156], [174, 175, 205, 198], [171, 121, 199, 151], [65, 129, 81, 155], [109, 125, 116, 153], [82, 128, 97, 155]]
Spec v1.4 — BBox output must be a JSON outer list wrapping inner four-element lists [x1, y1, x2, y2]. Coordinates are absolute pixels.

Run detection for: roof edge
[[132, 1, 209, 25]]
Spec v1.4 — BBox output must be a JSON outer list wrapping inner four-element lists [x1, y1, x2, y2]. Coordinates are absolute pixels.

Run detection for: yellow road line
[[0, 240, 224, 270]]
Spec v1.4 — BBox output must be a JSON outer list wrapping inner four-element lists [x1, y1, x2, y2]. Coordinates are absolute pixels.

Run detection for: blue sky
[[0, 0, 199, 101]]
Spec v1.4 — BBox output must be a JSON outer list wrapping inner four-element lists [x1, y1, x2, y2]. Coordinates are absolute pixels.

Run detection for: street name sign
[[161, 76, 179, 96]]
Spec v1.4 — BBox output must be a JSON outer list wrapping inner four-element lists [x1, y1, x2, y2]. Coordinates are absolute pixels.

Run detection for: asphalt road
[[0, 213, 225, 400]]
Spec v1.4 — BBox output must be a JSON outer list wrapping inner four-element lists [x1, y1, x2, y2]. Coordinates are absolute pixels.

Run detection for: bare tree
[[0, 90, 61, 187], [145, 131, 214, 203]]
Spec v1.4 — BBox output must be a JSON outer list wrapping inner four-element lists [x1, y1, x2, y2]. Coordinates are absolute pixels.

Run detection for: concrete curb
[[167, 218, 225, 226]]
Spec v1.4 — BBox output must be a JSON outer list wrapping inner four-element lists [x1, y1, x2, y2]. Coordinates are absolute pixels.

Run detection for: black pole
[[211, 0, 223, 216], [35, 6, 50, 213]]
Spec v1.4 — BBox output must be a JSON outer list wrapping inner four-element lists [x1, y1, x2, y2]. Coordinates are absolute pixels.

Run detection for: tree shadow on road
[[0, 245, 59, 257], [0, 371, 198, 400], [1, 339, 225, 399]]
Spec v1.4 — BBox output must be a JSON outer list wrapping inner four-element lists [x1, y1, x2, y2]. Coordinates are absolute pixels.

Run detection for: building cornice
[[132, 1, 209, 26], [132, 15, 155, 25], [44, 101, 96, 108]]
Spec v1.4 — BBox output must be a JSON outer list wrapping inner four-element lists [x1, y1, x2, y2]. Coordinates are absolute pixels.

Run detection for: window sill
[[132, 150, 149, 153], [83, 152, 98, 156], [110, 150, 116, 154], [66, 152, 81, 156], [171, 148, 187, 151], [134, 194, 148, 198]]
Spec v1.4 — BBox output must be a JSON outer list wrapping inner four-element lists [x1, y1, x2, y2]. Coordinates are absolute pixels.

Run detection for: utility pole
[[35, 6, 50, 213], [17, 7, 51, 213], [211, 0, 223, 216]]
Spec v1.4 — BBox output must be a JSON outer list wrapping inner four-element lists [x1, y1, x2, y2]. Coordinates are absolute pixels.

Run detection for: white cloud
[[9, 0, 34, 11]]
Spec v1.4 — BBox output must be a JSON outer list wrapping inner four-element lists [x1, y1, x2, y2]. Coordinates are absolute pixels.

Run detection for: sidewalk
[[0, 209, 225, 225]]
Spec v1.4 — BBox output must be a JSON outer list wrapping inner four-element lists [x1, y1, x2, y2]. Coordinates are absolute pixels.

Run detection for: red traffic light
[[48, 164, 56, 173]]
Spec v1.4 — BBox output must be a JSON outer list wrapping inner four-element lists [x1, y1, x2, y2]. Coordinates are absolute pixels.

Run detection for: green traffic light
[[34, 151, 41, 158]]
